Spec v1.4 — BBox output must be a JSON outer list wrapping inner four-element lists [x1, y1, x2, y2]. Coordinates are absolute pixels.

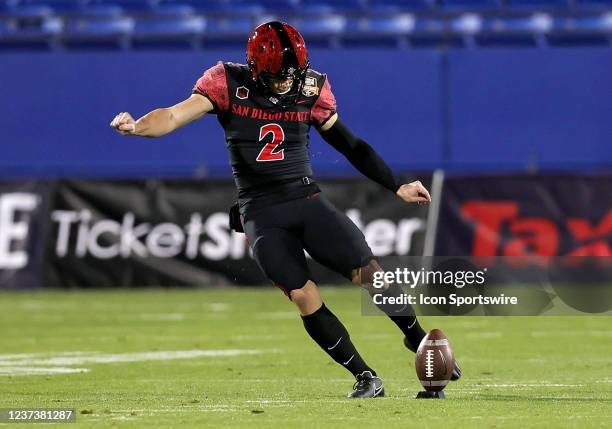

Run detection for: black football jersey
[[193, 62, 337, 205]]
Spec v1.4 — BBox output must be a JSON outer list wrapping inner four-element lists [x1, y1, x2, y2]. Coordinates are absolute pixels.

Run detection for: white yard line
[[0, 349, 274, 376]]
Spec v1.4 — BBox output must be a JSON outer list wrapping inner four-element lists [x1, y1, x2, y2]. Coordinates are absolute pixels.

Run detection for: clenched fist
[[110, 112, 137, 135], [396, 180, 431, 204]]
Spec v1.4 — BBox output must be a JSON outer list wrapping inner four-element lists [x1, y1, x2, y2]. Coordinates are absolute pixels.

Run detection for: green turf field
[[0, 287, 610, 428]]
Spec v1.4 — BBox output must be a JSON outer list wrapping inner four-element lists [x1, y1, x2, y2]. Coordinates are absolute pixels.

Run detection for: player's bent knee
[[353, 259, 386, 293], [288, 281, 322, 315]]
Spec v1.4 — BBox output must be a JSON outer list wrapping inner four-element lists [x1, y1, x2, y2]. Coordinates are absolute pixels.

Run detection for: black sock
[[301, 303, 376, 377], [373, 283, 427, 353]]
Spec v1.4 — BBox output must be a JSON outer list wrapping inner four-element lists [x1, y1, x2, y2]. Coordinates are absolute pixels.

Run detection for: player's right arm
[[110, 94, 213, 138], [110, 62, 228, 138]]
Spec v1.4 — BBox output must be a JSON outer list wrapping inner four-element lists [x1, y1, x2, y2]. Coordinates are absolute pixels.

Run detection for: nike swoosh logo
[[328, 337, 342, 351], [374, 384, 384, 396]]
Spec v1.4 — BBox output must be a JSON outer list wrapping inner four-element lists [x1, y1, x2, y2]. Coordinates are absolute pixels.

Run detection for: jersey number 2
[[256, 123, 285, 162]]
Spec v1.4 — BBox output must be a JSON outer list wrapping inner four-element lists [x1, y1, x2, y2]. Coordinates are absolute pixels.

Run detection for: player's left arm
[[318, 113, 431, 204]]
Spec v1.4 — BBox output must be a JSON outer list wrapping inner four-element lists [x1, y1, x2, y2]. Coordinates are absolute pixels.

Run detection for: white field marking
[[0, 349, 269, 366], [230, 334, 285, 341], [245, 400, 292, 404], [465, 332, 502, 339], [203, 303, 230, 312], [137, 313, 186, 321], [15, 300, 79, 310], [359, 333, 396, 340], [0, 367, 90, 376], [455, 321, 489, 329], [0, 349, 273, 376], [482, 383, 585, 388], [254, 311, 296, 319], [531, 330, 583, 337]]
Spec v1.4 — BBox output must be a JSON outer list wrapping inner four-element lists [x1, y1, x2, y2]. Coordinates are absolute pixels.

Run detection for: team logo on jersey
[[302, 85, 319, 97], [236, 86, 249, 100], [302, 77, 319, 96]]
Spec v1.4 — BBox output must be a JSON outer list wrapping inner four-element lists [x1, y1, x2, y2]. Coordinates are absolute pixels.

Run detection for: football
[[415, 329, 455, 392]]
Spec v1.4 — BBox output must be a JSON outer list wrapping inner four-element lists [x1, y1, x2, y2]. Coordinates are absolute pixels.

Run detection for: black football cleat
[[347, 371, 385, 398], [403, 336, 462, 381]]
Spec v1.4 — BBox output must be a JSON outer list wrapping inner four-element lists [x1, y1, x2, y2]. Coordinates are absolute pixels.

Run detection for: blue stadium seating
[[89, 0, 154, 12], [16, 0, 86, 13], [134, 14, 203, 35], [2, 3, 54, 18], [577, 0, 612, 8], [0, 0, 611, 49], [205, 16, 254, 39], [367, 0, 435, 11], [476, 13, 553, 46], [158, 0, 226, 13], [506, 0, 569, 9], [301, 0, 365, 13], [441, 0, 501, 10], [548, 12, 612, 44], [63, 14, 133, 38]]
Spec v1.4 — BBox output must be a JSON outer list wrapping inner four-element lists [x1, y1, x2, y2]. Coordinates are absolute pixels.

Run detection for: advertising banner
[[42, 178, 430, 287], [0, 182, 51, 289], [434, 175, 612, 284]]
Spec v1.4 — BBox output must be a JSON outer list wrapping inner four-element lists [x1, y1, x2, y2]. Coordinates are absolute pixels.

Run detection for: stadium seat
[[158, 0, 226, 13], [441, 0, 501, 10], [133, 14, 204, 37], [367, 0, 435, 12], [301, 0, 366, 13], [361, 13, 416, 34], [2, 3, 53, 19], [297, 14, 346, 34], [0, 13, 61, 35], [506, 0, 569, 9], [15, 0, 87, 14], [89, 0, 155, 12], [221, 4, 266, 18], [450, 12, 482, 35], [547, 12, 612, 45], [576, 0, 612, 8], [77, 4, 125, 17], [63, 15, 133, 38], [238, 0, 300, 13], [205, 17, 254, 40], [152, 3, 195, 15], [344, 13, 419, 47], [476, 13, 553, 46]]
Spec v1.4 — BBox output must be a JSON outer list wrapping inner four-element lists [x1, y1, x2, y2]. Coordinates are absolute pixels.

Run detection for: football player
[[111, 21, 460, 398]]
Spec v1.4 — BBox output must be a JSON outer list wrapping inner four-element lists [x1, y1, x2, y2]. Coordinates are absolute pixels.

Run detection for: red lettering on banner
[[566, 211, 612, 256], [461, 203, 611, 258], [504, 219, 558, 266], [461, 202, 518, 256]]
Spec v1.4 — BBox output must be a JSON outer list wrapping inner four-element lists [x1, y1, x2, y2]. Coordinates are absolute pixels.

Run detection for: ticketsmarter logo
[[0, 193, 39, 269]]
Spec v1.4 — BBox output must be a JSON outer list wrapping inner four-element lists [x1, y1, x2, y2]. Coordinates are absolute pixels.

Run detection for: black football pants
[[243, 192, 374, 294]]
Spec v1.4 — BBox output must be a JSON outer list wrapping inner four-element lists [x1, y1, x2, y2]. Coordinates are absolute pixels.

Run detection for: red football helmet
[[246, 21, 310, 105]]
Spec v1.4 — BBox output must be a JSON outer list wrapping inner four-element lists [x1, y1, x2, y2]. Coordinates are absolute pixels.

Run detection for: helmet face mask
[[246, 21, 310, 108]]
